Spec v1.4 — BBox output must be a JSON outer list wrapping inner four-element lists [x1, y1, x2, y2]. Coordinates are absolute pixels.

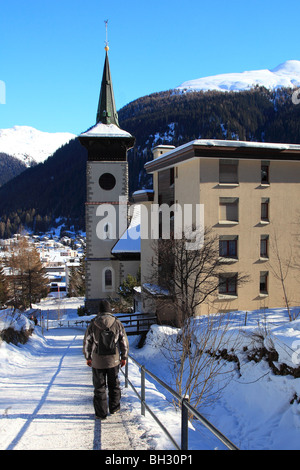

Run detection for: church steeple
[[79, 24, 135, 158], [78, 22, 138, 315], [96, 43, 119, 126]]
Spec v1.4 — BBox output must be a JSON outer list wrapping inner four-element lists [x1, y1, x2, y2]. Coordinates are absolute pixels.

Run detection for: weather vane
[[104, 20, 109, 51]]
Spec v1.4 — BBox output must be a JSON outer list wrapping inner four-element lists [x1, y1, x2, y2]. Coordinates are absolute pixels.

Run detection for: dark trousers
[[92, 366, 121, 418]]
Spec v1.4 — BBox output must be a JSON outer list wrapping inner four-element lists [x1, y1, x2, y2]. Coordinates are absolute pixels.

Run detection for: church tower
[[79, 42, 135, 314]]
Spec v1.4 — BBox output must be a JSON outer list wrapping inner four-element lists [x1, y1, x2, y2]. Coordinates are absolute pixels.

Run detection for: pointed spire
[[96, 49, 120, 127]]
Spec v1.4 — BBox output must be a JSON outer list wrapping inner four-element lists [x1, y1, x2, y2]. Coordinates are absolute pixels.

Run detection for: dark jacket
[[83, 312, 129, 369]]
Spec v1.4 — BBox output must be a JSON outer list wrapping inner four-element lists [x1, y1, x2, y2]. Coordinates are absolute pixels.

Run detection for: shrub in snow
[[0, 309, 34, 346]]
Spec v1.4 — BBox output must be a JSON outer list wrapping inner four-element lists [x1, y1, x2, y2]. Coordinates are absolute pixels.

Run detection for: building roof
[[111, 204, 141, 256], [79, 49, 134, 146], [96, 50, 119, 126], [145, 139, 300, 173], [79, 122, 133, 139]]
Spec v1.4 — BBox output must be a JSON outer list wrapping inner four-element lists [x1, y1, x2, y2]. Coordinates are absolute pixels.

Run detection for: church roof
[[79, 48, 134, 145], [96, 50, 119, 126], [79, 122, 133, 139]]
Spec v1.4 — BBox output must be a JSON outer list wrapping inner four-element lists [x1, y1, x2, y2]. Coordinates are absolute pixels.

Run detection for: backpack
[[95, 318, 117, 355]]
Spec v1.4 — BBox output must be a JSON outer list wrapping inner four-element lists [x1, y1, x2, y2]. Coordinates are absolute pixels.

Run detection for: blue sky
[[0, 0, 299, 135]]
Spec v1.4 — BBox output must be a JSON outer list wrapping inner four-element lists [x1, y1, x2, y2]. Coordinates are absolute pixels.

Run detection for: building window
[[260, 271, 268, 295], [260, 235, 269, 258], [219, 198, 239, 223], [103, 268, 114, 291], [170, 167, 175, 186], [219, 236, 238, 258], [219, 273, 238, 296], [261, 198, 269, 222], [261, 161, 270, 184], [158, 169, 175, 206], [99, 173, 116, 191], [105, 269, 112, 287], [219, 159, 238, 184]]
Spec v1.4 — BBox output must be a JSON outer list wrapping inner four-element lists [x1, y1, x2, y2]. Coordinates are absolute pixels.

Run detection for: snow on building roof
[[111, 204, 141, 254], [79, 122, 133, 139], [154, 139, 300, 160], [145, 139, 300, 173]]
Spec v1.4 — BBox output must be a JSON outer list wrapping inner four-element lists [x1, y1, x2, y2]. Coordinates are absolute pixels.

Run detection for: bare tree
[[144, 227, 248, 414], [5, 237, 49, 309], [158, 313, 242, 416], [268, 231, 296, 321], [147, 227, 247, 325], [0, 264, 9, 307]]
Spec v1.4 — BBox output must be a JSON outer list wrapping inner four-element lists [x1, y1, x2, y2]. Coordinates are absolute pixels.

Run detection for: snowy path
[[0, 329, 149, 451]]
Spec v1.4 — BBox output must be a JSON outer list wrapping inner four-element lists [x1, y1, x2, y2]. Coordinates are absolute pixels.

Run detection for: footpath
[[0, 328, 150, 451]]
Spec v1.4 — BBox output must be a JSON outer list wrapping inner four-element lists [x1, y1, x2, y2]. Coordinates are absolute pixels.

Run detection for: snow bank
[[2, 299, 300, 449], [0, 309, 33, 333], [0, 309, 34, 346]]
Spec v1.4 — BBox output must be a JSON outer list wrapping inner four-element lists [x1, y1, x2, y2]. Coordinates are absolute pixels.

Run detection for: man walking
[[83, 300, 129, 420]]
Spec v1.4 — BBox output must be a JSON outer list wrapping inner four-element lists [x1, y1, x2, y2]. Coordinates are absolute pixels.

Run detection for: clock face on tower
[[99, 172, 116, 190]]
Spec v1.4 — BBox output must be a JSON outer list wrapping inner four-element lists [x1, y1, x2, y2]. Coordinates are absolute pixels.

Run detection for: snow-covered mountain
[[176, 60, 300, 93], [0, 125, 76, 166]]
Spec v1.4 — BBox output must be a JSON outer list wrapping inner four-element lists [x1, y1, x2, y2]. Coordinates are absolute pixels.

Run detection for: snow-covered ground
[[1, 297, 300, 450]]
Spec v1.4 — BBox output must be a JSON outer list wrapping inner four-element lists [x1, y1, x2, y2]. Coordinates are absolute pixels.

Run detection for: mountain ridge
[[0, 125, 76, 167], [0, 82, 299, 237], [1, 60, 299, 167], [176, 60, 300, 93]]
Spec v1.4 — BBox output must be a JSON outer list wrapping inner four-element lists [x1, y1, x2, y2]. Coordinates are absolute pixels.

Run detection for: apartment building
[[141, 140, 300, 320]]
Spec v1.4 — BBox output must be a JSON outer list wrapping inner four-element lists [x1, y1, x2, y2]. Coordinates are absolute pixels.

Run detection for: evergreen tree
[[118, 269, 140, 305]]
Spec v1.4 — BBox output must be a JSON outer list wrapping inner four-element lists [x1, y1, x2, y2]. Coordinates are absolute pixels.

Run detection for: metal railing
[[45, 312, 156, 336], [121, 354, 239, 451], [116, 313, 157, 335]]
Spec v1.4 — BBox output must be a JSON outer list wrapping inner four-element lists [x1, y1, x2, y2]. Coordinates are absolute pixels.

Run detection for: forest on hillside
[[0, 86, 299, 238], [0, 153, 28, 187], [120, 87, 300, 195]]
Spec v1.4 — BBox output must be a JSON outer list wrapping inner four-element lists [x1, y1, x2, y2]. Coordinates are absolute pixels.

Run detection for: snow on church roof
[[111, 204, 141, 254], [79, 122, 133, 139]]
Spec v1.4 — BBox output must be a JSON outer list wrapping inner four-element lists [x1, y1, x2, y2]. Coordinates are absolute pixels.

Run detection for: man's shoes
[[95, 408, 120, 419]]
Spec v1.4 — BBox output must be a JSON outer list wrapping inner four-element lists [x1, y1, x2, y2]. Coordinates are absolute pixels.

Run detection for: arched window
[[105, 268, 112, 287], [103, 267, 114, 292]]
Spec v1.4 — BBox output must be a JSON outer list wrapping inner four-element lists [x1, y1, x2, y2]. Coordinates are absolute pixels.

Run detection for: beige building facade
[[141, 140, 300, 319]]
